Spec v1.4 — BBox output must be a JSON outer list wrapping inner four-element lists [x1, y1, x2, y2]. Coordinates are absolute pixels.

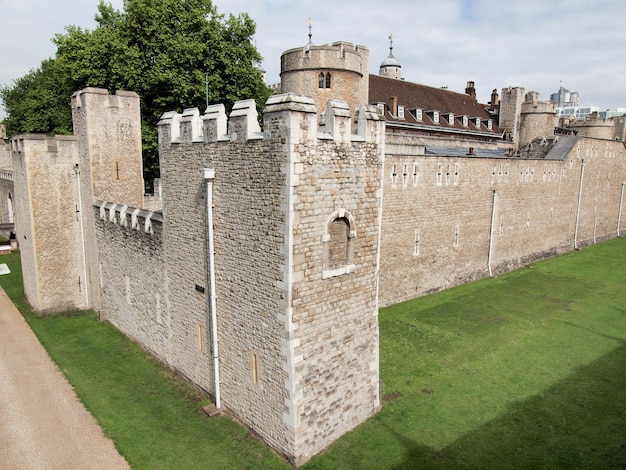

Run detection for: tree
[[0, 59, 74, 137], [1, 0, 271, 188]]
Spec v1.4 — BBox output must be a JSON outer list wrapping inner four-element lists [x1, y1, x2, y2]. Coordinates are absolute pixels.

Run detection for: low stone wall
[[94, 201, 168, 362], [379, 135, 626, 307]]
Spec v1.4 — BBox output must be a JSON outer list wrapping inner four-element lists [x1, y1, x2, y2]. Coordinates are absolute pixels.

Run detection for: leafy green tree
[[1, 0, 271, 188], [0, 59, 74, 137]]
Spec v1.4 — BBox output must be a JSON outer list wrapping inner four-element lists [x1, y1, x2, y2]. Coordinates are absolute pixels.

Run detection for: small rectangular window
[[377, 103, 385, 115], [415, 109, 423, 121], [433, 111, 439, 123], [398, 106, 405, 119], [448, 113, 454, 124], [475, 118, 481, 128]]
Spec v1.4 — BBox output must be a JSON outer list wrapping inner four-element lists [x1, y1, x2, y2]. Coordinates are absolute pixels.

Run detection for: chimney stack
[[465, 81, 476, 100]]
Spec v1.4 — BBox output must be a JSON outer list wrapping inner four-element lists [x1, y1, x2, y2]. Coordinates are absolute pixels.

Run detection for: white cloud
[[1, 0, 625, 120]]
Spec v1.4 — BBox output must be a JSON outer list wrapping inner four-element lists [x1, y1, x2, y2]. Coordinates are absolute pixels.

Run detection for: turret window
[[319, 72, 331, 89]]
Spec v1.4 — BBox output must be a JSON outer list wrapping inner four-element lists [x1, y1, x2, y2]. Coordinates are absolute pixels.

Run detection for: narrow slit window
[[325, 72, 331, 88], [251, 352, 259, 386]]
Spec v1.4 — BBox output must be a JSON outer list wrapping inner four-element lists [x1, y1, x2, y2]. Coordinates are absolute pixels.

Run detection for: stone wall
[[71, 88, 146, 313], [498, 86, 525, 146], [10, 134, 87, 312], [0, 125, 10, 170], [569, 115, 616, 140], [378, 134, 626, 307], [156, 95, 383, 465], [284, 99, 384, 464], [0, 170, 14, 239], [94, 201, 167, 359], [281, 41, 369, 117], [518, 91, 558, 147]]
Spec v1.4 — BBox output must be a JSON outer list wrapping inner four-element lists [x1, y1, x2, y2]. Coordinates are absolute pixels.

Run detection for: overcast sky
[[1, 0, 625, 120]]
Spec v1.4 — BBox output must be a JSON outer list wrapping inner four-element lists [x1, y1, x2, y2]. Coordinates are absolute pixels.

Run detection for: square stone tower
[[157, 94, 385, 465]]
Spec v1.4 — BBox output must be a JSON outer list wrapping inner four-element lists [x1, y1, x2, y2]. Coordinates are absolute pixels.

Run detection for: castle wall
[[498, 86, 525, 147], [281, 42, 369, 118], [0, 171, 15, 240], [94, 202, 167, 359], [157, 101, 294, 457], [569, 116, 615, 140], [10, 134, 87, 312], [280, 100, 383, 464], [71, 88, 144, 208], [155, 95, 383, 465], [378, 135, 626, 307], [0, 125, 11, 170], [71, 88, 146, 313], [518, 91, 558, 146]]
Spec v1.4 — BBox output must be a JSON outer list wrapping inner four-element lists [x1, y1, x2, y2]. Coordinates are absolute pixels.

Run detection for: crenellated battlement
[[157, 93, 385, 147], [95, 200, 162, 236]]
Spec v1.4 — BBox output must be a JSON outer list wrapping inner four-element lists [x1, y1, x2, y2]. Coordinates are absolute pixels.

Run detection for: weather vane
[[307, 17, 313, 45]]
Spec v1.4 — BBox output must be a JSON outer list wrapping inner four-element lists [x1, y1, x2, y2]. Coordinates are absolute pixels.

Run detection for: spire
[[307, 17, 313, 46], [304, 17, 313, 55], [380, 33, 402, 79]]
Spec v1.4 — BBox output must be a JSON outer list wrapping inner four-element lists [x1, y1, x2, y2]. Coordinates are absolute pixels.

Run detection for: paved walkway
[[0, 287, 130, 469]]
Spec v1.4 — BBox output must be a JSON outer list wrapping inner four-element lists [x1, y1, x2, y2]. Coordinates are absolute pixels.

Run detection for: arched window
[[322, 208, 356, 279], [327, 217, 349, 269], [319, 72, 325, 88], [325, 72, 331, 88]]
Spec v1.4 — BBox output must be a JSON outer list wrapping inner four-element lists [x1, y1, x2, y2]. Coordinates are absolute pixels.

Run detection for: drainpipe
[[204, 168, 221, 409], [574, 160, 585, 250], [488, 190, 496, 277], [618, 181, 625, 237], [74, 164, 89, 308]]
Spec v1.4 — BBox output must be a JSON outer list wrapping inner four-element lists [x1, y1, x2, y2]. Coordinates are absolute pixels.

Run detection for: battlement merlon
[[71, 87, 140, 109], [157, 94, 385, 146]]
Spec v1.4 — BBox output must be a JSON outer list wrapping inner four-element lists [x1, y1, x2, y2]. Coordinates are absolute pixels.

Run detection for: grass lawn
[[1, 238, 625, 469]]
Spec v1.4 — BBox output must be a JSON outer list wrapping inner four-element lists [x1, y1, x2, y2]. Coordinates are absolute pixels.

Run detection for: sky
[[1, 0, 625, 120]]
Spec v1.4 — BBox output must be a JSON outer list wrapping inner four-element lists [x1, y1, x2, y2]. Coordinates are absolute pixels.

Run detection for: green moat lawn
[[1, 238, 625, 469]]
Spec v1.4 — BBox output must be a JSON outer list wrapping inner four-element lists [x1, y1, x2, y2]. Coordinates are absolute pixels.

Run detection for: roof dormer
[[426, 110, 440, 124]]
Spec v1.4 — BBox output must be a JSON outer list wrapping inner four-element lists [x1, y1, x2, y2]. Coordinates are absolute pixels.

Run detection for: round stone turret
[[280, 41, 369, 116]]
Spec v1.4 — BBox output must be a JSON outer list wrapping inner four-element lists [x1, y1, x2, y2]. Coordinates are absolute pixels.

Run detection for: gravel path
[[0, 287, 130, 469]]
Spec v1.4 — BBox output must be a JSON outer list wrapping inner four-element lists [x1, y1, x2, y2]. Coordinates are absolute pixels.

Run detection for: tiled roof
[[369, 74, 503, 139]]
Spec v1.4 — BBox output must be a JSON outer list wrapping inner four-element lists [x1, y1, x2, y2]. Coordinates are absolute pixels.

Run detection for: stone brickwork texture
[[9, 134, 87, 312], [281, 41, 369, 117], [379, 135, 626, 307], [8, 85, 626, 466]]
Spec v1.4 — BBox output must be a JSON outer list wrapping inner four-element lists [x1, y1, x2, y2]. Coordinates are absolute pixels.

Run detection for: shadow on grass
[[383, 333, 626, 469]]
